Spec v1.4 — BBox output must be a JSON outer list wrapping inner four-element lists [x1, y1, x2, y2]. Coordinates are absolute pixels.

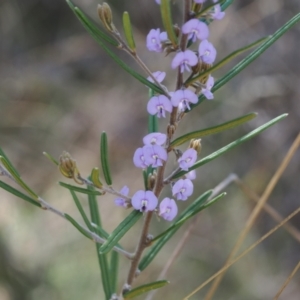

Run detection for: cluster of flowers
[[114, 0, 225, 221]]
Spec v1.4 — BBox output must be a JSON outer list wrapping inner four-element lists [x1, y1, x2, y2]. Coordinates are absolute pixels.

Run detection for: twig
[[273, 260, 300, 300], [183, 206, 300, 299], [203, 132, 300, 300]]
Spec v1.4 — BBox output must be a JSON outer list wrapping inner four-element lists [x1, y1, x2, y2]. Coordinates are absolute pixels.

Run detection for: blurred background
[[0, 0, 300, 299]]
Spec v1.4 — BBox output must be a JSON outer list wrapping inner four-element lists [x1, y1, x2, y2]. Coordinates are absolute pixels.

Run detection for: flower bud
[[97, 3, 115, 33], [189, 138, 202, 154], [59, 151, 83, 184]]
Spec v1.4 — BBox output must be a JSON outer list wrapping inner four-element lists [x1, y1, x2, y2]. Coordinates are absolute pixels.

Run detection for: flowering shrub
[[0, 0, 299, 299]]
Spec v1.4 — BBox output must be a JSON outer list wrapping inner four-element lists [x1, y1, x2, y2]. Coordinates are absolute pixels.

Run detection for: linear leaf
[[186, 36, 269, 86], [110, 251, 119, 293], [100, 132, 112, 186], [59, 181, 102, 195], [123, 12, 136, 52], [43, 151, 59, 166], [69, 190, 93, 231], [153, 193, 225, 243], [0, 156, 38, 199], [123, 280, 170, 299], [0, 148, 20, 177], [67, 4, 164, 94], [87, 186, 112, 299], [99, 210, 142, 254], [65, 213, 93, 240], [170, 112, 257, 148], [139, 190, 212, 271], [191, 12, 300, 109], [171, 114, 288, 179], [160, 0, 178, 47], [0, 180, 41, 208]]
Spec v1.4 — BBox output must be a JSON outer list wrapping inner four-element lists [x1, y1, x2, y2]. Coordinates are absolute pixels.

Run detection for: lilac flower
[[143, 132, 167, 146], [178, 148, 197, 171], [133, 147, 149, 169], [114, 186, 129, 207], [199, 40, 217, 64], [194, 0, 207, 3], [171, 89, 198, 110], [211, 4, 225, 20], [143, 145, 167, 168], [172, 179, 194, 201], [147, 95, 172, 118], [147, 71, 166, 84], [201, 75, 214, 100], [159, 198, 178, 221], [132, 190, 158, 212], [146, 29, 167, 52], [171, 50, 198, 73], [155, 0, 161, 4], [185, 170, 196, 181], [182, 19, 209, 42]]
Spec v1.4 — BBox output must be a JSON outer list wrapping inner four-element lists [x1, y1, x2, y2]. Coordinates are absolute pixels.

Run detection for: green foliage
[[59, 181, 102, 195], [100, 132, 112, 186], [123, 280, 170, 299], [123, 11, 136, 52], [170, 112, 257, 148]]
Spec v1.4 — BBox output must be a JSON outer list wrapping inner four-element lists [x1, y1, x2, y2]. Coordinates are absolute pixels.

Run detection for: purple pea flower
[[133, 147, 149, 169], [201, 75, 214, 100], [143, 145, 167, 168], [185, 170, 196, 181], [114, 186, 129, 208], [143, 132, 167, 146], [147, 71, 166, 84], [147, 95, 172, 118], [194, 0, 207, 3], [178, 148, 197, 171], [182, 19, 209, 42], [155, 0, 161, 4], [172, 179, 194, 201], [159, 198, 178, 221], [146, 29, 167, 52], [211, 4, 225, 20], [199, 40, 217, 64], [171, 89, 198, 110], [132, 190, 158, 212], [171, 50, 198, 73]]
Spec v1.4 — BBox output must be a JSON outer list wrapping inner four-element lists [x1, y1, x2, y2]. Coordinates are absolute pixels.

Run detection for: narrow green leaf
[[123, 280, 170, 299], [59, 181, 102, 196], [170, 112, 257, 148], [191, 13, 300, 109], [99, 210, 142, 254], [153, 190, 212, 243], [123, 12, 136, 52], [160, 0, 178, 47], [65, 213, 93, 240], [171, 114, 288, 179], [221, 0, 234, 11], [0, 180, 41, 208], [69, 190, 93, 231], [0, 156, 38, 200], [139, 190, 212, 271], [68, 5, 163, 94], [110, 251, 119, 293], [0, 148, 20, 177], [186, 36, 270, 85], [152, 193, 226, 243], [100, 132, 112, 186], [148, 115, 158, 133], [90, 167, 103, 188], [43, 151, 59, 166], [66, 0, 118, 46], [87, 186, 112, 299]]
